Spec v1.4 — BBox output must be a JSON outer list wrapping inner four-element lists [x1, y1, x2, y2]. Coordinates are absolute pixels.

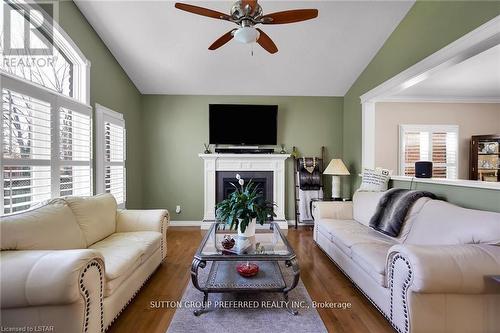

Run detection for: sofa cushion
[[0, 200, 87, 250], [111, 231, 161, 264], [351, 243, 392, 286], [89, 231, 161, 296], [65, 194, 117, 246], [317, 219, 359, 256], [317, 218, 396, 257], [352, 191, 385, 227], [393, 197, 433, 243], [405, 200, 500, 245]]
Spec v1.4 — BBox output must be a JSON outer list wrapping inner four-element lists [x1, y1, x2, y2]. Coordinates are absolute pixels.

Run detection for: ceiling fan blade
[[256, 29, 278, 54], [261, 9, 318, 24], [175, 3, 231, 21], [209, 29, 236, 50]]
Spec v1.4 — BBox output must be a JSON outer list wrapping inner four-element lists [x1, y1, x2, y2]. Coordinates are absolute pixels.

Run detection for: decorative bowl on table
[[221, 234, 235, 250], [236, 262, 259, 277]]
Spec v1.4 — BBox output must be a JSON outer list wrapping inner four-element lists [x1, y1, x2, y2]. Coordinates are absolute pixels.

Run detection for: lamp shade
[[323, 159, 350, 175]]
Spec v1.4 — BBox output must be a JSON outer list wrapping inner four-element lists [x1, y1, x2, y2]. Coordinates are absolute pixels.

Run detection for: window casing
[[96, 104, 126, 208], [399, 124, 459, 179]]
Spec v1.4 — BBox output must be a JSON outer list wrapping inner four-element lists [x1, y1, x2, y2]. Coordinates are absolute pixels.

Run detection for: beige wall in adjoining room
[[375, 102, 500, 179]]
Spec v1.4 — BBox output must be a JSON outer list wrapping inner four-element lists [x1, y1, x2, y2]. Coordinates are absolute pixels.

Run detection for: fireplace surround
[[199, 153, 290, 229]]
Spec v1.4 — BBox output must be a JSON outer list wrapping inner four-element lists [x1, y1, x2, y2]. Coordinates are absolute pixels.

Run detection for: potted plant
[[216, 174, 276, 237]]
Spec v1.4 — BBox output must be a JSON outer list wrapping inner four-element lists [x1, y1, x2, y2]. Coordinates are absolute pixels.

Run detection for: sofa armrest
[[312, 201, 353, 220], [116, 209, 170, 260], [116, 209, 169, 232], [388, 244, 500, 294], [1, 249, 104, 308]]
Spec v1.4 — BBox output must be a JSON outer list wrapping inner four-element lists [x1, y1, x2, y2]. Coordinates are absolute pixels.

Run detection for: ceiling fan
[[174, 0, 318, 54]]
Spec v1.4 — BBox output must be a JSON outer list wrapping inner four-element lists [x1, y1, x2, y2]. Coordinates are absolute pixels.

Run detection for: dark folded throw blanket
[[369, 188, 436, 237]]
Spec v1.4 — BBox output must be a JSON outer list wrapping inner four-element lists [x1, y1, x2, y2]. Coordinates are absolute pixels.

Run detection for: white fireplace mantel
[[199, 153, 290, 229]]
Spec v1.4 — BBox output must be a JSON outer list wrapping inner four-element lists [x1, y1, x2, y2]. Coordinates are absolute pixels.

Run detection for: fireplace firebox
[[216, 171, 273, 204]]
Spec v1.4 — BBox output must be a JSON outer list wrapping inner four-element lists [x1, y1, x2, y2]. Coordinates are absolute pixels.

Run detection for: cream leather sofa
[[312, 191, 500, 333], [0, 194, 169, 333]]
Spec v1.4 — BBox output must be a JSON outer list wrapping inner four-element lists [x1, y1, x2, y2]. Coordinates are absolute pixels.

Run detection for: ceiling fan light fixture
[[233, 26, 260, 44]]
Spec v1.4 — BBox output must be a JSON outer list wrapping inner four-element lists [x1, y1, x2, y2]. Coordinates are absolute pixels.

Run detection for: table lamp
[[323, 159, 350, 199]]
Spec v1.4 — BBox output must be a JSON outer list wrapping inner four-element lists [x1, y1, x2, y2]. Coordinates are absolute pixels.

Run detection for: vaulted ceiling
[[75, 1, 414, 96]]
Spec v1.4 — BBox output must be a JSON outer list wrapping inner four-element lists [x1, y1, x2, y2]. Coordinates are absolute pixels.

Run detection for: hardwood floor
[[107, 227, 393, 333]]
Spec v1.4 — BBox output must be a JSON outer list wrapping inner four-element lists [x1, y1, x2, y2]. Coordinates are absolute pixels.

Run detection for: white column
[[362, 101, 376, 169]]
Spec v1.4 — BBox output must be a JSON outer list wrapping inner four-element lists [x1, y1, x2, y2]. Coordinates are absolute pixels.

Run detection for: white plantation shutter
[[2, 89, 52, 214], [399, 125, 459, 179], [1, 73, 92, 215], [59, 105, 93, 197], [96, 105, 126, 207], [402, 132, 420, 176]]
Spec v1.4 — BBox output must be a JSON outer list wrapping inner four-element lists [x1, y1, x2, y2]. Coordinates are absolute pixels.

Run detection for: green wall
[[343, 1, 500, 209], [141, 95, 343, 221], [391, 180, 500, 213], [58, 1, 143, 208]]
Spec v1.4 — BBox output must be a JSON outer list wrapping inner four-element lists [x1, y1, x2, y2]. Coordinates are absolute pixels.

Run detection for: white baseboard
[[169, 220, 202, 227]]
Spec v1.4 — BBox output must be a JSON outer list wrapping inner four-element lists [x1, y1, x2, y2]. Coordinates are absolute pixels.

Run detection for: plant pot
[[238, 218, 256, 238]]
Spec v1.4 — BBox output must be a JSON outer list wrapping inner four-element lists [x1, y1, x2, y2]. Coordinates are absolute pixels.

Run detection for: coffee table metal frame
[[191, 222, 300, 316]]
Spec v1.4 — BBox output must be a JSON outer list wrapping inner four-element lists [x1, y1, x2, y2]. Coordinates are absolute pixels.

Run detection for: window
[[0, 0, 89, 103], [1, 75, 92, 214], [96, 104, 126, 208], [399, 125, 459, 179], [1, 0, 90, 215]]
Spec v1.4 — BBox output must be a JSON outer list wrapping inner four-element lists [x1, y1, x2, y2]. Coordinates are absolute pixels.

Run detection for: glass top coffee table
[[191, 222, 300, 316]]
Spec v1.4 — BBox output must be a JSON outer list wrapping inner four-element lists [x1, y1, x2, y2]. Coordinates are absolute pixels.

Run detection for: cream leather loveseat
[[0, 194, 169, 333], [312, 191, 500, 333]]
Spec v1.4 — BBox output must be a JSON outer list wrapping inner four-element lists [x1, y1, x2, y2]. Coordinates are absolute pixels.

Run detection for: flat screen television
[[209, 104, 278, 145]]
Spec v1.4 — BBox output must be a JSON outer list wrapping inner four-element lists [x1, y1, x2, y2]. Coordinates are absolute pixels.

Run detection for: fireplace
[[199, 153, 289, 229], [216, 171, 273, 204]]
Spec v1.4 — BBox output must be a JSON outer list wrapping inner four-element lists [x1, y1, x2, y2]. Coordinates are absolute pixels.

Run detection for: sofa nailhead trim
[[79, 260, 104, 333], [103, 213, 169, 331], [104, 268, 159, 331], [313, 241, 392, 322], [160, 212, 169, 262], [314, 236, 419, 333], [389, 254, 413, 333]]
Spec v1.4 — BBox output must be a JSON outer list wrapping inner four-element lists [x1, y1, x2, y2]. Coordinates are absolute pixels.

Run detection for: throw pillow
[[359, 168, 391, 192]]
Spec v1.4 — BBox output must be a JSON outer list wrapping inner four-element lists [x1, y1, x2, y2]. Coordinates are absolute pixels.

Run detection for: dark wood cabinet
[[470, 135, 500, 182]]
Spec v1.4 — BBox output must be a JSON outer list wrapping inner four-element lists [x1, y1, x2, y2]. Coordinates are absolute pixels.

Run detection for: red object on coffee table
[[236, 262, 259, 277]]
